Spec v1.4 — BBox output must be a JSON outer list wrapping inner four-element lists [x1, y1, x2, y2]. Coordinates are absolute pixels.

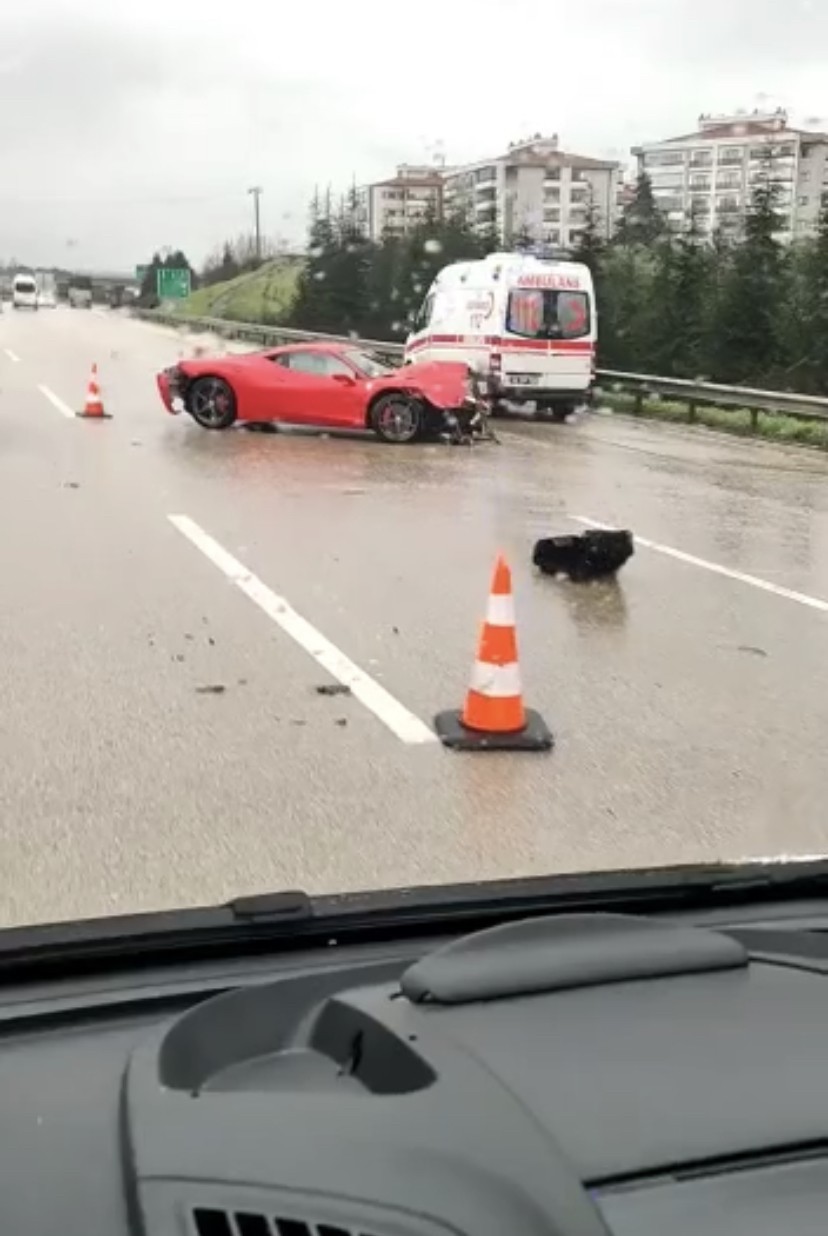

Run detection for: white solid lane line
[[168, 514, 438, 745], [571, 515, 828, 614], [37, 384, 76, 419], [4, 348, 20, 363]]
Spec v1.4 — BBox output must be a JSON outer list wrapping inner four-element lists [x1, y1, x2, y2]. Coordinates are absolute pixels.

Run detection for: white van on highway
[[405, 252, 596, 420], [12, 273, 38, 311]]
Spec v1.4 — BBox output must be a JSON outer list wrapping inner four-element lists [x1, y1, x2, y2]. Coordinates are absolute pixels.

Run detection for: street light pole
[[248, 186, 263, 262]]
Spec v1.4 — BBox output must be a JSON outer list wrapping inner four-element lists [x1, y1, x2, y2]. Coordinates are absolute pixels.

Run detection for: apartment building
[[441, 134, 620, 249], [633, 109, 828, 241], [353, 165, 445, 241]]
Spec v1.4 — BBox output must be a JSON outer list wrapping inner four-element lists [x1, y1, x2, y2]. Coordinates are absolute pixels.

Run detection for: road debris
[[533, 530, 634, 582]]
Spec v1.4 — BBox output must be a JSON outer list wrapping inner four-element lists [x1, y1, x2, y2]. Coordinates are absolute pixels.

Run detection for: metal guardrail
[[133, 308, 406, 361], [134, 309, 828, 427], [596, 370, 828, 427]]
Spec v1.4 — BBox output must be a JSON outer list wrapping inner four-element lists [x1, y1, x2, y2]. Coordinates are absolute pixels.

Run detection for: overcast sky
[[0, 0, 825, 272]]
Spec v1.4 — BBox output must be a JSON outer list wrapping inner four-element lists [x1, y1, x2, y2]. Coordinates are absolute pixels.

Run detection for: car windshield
[[0, 0, 821, 942], [344, 349, 394, 377]]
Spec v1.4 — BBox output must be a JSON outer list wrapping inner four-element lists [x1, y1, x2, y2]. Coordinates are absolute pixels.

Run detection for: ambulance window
[[506, 289, 590, 340], [557, 292, 590, 339], [415, 291, 435, 330]]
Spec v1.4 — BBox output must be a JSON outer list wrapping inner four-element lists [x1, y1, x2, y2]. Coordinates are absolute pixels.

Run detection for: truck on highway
[[67, 274, 93, 309], [405, 251, 596, 422], [36, 270, 57, 308]]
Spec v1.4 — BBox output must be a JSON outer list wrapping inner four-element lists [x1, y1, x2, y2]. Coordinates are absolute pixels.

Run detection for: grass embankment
[[172, 257, 303, 325], [601, 390, 828, 451]]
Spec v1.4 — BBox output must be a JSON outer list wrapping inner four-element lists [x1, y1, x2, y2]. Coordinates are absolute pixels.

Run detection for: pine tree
[[290, 211, 339, 330], [616, 172, 664, 246], [508, 220, 537, 252], [596, 245, 655, 371], [139, 253, 162, 302], [780, 204, 828, 392], [572, 187, 606, 273], [708, 152, 787, 384]]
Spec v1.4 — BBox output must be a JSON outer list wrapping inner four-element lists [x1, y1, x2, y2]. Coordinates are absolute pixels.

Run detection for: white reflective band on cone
[[468, 660, 522, 698], [485, 594, 516, 627]]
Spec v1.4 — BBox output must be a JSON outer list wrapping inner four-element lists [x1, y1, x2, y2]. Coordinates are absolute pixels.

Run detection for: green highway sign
[[156, 267, 191, 300]]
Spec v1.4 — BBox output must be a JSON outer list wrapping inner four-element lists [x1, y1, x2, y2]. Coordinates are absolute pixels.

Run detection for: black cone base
[[434, 708, 554, 752]]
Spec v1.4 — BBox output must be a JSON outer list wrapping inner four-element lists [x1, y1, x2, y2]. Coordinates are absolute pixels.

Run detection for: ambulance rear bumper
[[495, 382, 594, 406]]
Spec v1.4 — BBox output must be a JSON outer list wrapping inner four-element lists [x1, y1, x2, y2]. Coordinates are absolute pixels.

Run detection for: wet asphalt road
[[1, 304, 828, 927]]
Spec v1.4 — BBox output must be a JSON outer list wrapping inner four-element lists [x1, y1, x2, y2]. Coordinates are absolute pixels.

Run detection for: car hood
[[383, 360, 471, 409]]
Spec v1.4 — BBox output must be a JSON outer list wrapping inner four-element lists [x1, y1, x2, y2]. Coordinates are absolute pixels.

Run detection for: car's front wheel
[[370, 393, 424, 444], [187, 376, 237, 430]]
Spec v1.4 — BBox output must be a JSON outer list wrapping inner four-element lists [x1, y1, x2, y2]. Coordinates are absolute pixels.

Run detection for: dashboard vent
[[192, 1211, 375, 1236]]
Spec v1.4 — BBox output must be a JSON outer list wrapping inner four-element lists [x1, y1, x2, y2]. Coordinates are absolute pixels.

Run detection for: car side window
[[275, 351, 355, 378]]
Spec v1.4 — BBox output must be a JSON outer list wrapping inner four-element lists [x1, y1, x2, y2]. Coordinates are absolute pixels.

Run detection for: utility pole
[[248, 186, 263, 262]]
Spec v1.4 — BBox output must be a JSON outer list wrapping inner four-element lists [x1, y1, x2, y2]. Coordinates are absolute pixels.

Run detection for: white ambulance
[[404, 252, 596, 421], [12, 272, 39, 311]]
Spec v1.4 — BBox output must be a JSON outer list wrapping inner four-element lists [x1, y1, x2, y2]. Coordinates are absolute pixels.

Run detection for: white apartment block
[[633, 109, 828, 241], [354, 165, 445, 241], [441, 134, 620, 249]]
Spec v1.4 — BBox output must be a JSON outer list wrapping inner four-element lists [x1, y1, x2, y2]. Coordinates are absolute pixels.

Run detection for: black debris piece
[[315, 683, 351, 697], [533, 529, 634, 582]]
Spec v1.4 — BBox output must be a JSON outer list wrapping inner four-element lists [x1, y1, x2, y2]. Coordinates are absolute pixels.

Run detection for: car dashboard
[[5, 897, 828, 1235]]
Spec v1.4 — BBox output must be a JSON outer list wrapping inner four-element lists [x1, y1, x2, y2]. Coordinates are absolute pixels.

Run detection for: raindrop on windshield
[[424, 238, 443, 255], [309, 245, 324, 258], [313, 270, 327, 281]]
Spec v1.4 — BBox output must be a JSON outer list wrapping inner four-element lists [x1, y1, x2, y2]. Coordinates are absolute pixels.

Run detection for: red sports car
[[156, 342, 487, 444]]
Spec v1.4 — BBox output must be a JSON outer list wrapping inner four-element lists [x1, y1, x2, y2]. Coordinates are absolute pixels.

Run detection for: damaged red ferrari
[[156, 342, 488, 444]]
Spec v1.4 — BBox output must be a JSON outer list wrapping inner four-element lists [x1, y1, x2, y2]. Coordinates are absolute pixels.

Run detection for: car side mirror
[[332, 373, 356, 386]]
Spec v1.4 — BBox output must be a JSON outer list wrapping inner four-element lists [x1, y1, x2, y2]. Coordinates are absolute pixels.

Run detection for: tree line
[[286, 171, 828, 395], [140, 163, 828, 394]]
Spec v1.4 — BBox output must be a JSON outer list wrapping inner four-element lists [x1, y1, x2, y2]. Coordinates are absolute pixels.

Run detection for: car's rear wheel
[[536, 400, 574, 423], [370, 393, 424, 444], [187, 376, 237, 430]]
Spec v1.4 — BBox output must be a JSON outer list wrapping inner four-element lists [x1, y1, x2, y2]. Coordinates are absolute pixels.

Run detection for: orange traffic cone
[[434, 555, 553, 751], [77, 364, 111, 419]]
